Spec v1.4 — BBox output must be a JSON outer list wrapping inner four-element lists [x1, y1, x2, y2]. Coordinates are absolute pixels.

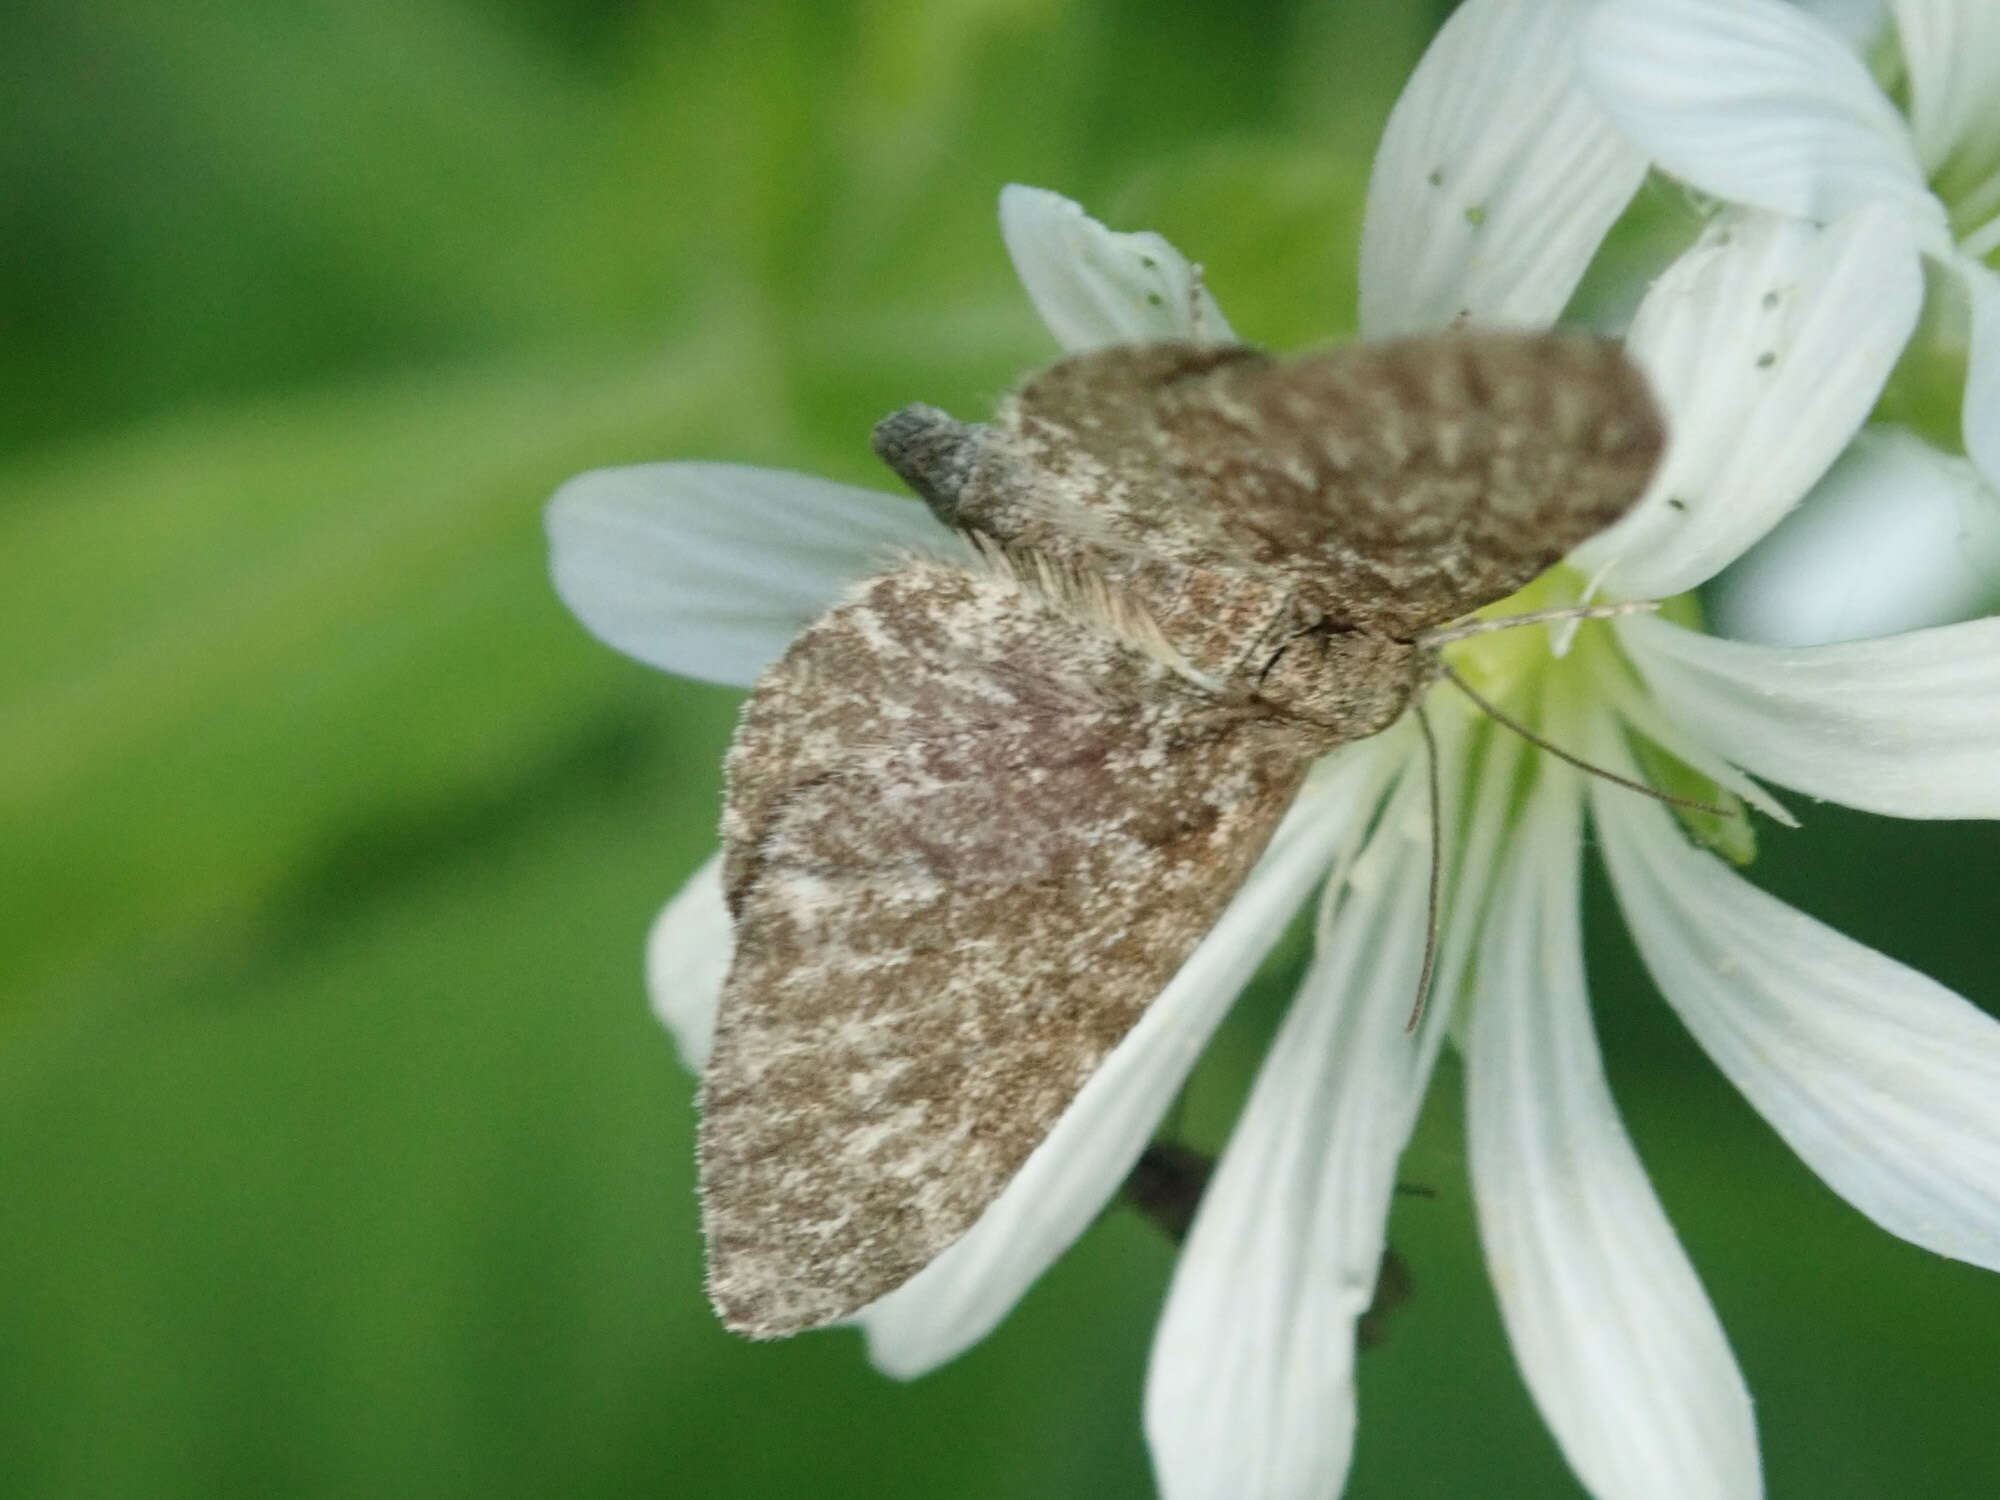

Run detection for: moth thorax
[[1257, 627, 1422, 741]]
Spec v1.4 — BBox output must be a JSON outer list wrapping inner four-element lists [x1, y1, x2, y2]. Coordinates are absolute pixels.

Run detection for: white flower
[[546, 2, 2000, 1497], [1582, 0, 2000, 647], [1709, 426, 2000, 644], [1582, 0, 2000, 490]]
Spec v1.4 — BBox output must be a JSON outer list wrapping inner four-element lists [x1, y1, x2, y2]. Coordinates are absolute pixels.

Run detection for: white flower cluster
[[1590, 0, 2000, 645], [546, 2, 2000, 1496]]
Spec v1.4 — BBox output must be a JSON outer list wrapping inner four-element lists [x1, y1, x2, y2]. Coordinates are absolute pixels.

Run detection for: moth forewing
[[998, 331, 1664, 628], [701, 561, 1322, 1336], [700, 332, 1664, 1337]]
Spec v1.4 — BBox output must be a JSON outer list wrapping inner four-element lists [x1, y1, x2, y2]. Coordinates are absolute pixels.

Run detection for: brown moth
[[701, 333, 1664, 1337]]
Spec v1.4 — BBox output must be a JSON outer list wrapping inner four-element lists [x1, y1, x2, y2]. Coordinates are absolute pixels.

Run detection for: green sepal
[[1628, 733, 1757, 866]]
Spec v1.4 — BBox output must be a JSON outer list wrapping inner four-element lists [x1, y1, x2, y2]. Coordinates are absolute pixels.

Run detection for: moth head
[[1254, 621, 1423, 741]]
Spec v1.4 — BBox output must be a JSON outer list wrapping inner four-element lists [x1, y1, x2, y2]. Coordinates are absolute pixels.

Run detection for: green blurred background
[[4, 1, 1998, 1495]]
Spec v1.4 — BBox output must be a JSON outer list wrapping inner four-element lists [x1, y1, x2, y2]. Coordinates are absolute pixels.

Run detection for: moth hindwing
[[699, 332, 1663, 1336]]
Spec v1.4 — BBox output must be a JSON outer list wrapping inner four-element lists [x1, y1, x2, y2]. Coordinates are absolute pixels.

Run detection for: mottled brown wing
[[1005, 332, 1664, 636], [701, 559, 1320, 1337]]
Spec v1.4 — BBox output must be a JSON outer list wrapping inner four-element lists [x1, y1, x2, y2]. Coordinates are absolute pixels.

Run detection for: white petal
[[1470, 769, 1760, 1500], [546, 462, 944, 689], [1798, 0, 1889, 53], [1891, 0, 2000, 180], [1583, 0, 1937, 230], [1620, 609, 2000, 818], [1584, 655, 1800, 827], [1960, 257, 2000, 493], [857, 747, 1390, 1379], [1596, 765, 2000, 1274], [646, 853, 730, 1072], [1709, 427, 2000, 646], [1571, 205, 1923, 599], [996, 185, 1236, 353], [1145, 759, 1444, 1500], [1358, 0, 1647, 338], [1425, 696, 1534, 1021]]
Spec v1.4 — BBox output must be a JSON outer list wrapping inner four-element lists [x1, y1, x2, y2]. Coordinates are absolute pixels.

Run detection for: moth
[[701, 333, 1664, 1336]]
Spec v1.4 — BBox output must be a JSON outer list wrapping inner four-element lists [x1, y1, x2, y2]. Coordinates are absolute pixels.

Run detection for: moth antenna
[[1406, 703, 1444, 1035], [1414, 599, 1658, 651], [1433, 659, 1735, 819]]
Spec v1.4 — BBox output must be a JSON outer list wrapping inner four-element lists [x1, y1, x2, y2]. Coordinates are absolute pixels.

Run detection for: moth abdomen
[[870, 404, 985, 525]]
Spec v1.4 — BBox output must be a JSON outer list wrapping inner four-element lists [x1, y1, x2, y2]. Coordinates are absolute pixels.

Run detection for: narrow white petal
[[1358, 0, 1647, 337], [1571, 206, 1923, 599], [1710, 427, 2000, 646], [1428, 699, 1534, 1021], [1891, 0, 2000, 179], [1585, 655, 1799, 826], [1470, 769, 1760, 1500], [1583, 0, 1936, 229], [1596, 766, 2000, 1274], [1145, 760, 1445, 1500], [646, 853, 730, 1072], [858, 748, 1390, 1379], [546, 462, 944, 688], [1620, 609, 2000, 818], [997, 185, 1236, 353], [1960, 258, 2000, 493]]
